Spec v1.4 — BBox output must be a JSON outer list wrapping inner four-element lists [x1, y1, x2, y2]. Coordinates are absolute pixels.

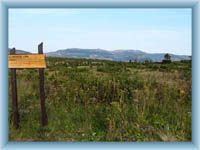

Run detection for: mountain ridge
[[46, 48, 191, 62], [9, 48, 191, 62]]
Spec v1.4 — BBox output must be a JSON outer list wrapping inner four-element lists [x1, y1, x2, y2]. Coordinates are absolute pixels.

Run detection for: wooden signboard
[[9, 43, 48, 128], [8, 54, 46, 69]]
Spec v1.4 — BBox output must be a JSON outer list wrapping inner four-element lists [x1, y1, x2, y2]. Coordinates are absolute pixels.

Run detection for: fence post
[[10, 48, 20, 128], [38, 42, 48, 126]]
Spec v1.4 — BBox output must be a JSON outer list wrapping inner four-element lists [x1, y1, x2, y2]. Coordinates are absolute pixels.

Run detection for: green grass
[[9, 57, 191, 141]]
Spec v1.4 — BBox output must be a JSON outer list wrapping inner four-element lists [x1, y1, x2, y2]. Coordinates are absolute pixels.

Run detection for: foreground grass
[[9, 58, 191, 141]]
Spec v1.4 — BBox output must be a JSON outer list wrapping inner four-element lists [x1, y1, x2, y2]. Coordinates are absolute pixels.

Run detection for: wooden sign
[[10, 43, 48, 129], [8, 54, 46, 69]]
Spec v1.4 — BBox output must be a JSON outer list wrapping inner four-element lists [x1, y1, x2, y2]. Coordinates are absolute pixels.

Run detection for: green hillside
[[9, 57, 191, 141]]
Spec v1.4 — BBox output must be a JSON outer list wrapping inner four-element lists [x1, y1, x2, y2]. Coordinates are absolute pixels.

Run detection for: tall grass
[[9, 58, 191, 141]]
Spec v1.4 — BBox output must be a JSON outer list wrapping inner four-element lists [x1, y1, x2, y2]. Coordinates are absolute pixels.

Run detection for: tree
[[162, 53, 171, 63], [164, 53, 171, 61]]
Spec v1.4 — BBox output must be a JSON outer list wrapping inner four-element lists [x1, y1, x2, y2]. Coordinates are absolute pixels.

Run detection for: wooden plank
[[10, 48, 20, 128], [38, 42, 48, 126], [8, 54, 46, 69]]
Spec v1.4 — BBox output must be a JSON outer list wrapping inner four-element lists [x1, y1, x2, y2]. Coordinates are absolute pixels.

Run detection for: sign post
[[10, 48, 20, 128], [38, 42, 48, 126], [9, 43, 48, 128]]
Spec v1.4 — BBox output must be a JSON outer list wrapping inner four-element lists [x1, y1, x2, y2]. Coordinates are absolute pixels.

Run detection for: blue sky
[[9, 8, 191, 55]]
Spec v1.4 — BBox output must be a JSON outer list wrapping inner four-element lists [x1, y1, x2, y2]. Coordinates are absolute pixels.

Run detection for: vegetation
[[162, 53, 172, 63], [9, 57, 191, 141]]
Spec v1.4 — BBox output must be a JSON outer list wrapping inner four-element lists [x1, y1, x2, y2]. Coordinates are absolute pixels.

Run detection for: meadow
[[9, 57, 191, 141]]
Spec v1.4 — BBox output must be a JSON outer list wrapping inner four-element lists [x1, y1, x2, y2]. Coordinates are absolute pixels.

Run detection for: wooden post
[[38, 42, 48, 126], [10, 48, 20, 128]]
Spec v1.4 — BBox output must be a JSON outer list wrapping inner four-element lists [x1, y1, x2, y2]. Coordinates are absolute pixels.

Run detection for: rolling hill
[[46, 48, 191, 62], [9, 48, 191, 62]]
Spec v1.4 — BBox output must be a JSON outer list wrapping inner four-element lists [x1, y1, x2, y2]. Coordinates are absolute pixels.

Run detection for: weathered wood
[[38, 42, 48, 126], [8, 54, 46, 69], [10, 48, 20, 128]]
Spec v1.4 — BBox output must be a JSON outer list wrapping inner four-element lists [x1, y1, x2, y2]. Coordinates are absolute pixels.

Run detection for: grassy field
[[9, 57, 191, 141]]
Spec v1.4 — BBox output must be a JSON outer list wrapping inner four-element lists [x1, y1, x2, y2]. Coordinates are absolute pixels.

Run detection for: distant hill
[[8, 48, 191, 62], [9, 48, 30, 54], [46, 48, 191, 62]]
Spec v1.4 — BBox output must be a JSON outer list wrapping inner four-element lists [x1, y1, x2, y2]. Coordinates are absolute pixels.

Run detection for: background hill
[[8, 48, 31, 54], [9, 48, 191, 62], [46, 48, 191, 62]]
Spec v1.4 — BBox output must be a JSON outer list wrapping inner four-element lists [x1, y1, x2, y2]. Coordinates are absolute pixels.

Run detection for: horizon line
[[8, 47, 192, 56]]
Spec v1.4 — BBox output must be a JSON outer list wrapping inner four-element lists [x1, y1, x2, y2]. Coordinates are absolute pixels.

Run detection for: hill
[[8, 48, 31, 54], [46, 48, 191, 62], [8, 48, 191, 62]]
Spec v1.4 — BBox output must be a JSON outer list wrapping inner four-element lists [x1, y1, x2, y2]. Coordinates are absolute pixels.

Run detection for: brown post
[[10, 48, 20, 128], [38, 42, 48, 126]]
